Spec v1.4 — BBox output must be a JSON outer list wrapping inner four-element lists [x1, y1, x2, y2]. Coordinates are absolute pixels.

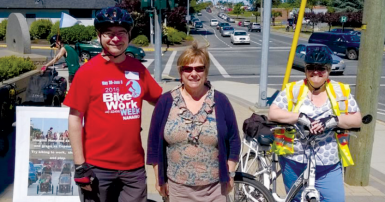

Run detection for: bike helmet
[[304, 49, 333, 68], [94, 7, 134, 32], [49, 35, 61, 48]]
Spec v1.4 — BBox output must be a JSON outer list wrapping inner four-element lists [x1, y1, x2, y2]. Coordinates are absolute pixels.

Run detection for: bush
[[0, 56, 36, 81], [186, 35, 194, 41], [167, 33, 183, 44], [30, 19, 53, 40], [176, 31, 187, 40], [132, 35, 149, 46], [48, 22, 96, 44], [0, 19, 7, 41]]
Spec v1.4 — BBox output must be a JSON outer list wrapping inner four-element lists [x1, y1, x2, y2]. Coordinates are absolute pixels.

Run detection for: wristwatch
[[229, 171, 236, 178]]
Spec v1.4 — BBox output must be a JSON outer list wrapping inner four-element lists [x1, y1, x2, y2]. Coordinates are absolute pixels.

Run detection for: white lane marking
[[377, 108, 385, 113], [203, 24, 232, 48], [209, 52, 231, 78], [141, 59, 154, 68], [162, 51, 177, 76], [378, 103, 385, 106], [377, 111, 385, 115]]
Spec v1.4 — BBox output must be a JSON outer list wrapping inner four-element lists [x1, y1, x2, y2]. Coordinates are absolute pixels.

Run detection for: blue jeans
[[278, 157, 345, 202]]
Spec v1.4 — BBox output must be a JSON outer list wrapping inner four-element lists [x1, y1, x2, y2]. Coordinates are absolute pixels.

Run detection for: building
[[0, 0, 117, 27]]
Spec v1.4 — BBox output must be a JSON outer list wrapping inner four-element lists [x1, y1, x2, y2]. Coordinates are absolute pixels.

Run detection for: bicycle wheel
[[231, 173, 274, 202]]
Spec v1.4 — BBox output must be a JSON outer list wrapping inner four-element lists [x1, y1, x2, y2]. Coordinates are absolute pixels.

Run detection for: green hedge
[[132, 35, 149, 46], [0, 56, 36, 81], [30, 19, 53, 40], [176, 31, 187, 40], [48, 21, 96, 44], [0, 19, 8, 40], [186, 35, 194, 41]]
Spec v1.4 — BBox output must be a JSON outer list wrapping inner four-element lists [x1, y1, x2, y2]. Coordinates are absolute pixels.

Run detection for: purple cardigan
[[146, 90, 241, 186]]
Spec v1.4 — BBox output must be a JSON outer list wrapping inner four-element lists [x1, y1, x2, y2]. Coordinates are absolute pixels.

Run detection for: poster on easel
[[13, 107, 79, 202]]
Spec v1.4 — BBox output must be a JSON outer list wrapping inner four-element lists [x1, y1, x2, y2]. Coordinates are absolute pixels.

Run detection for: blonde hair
[[176, 41, 210, 75]]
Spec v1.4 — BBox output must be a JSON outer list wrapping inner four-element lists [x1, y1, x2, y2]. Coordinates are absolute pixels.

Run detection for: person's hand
[[226, 177, 235, 195], [311, 115, 339, 134], [298, 113, 314, 130], [74, 163, 96, 191], [40, 66, 47, 75], [155, 181, 168, 198]]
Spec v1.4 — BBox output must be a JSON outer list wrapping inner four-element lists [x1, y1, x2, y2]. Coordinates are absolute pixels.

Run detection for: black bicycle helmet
[[94, 7, 134, 32], [50, 35, 61, 48], [304, 49, 333, 67]]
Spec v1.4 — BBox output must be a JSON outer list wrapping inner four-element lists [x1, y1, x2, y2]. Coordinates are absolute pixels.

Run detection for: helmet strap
[[99, 38, 126, 59], [308, 80, 326, 92]]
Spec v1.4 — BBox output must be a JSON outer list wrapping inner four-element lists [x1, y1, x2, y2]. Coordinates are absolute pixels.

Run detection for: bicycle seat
[[257, 133, 274, 146]]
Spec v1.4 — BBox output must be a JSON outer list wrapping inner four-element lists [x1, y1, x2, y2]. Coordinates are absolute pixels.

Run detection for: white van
[[210, 19, 218, 26]]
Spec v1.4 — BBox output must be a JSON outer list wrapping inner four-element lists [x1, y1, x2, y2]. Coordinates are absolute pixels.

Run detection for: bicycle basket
[[243, 113, 273, 138]]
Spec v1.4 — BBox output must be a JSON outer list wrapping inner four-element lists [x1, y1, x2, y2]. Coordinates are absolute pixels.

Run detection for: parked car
[[194, 21, 203, 29], [231, 30, 250, 44], [308, 32, 360, 60], [191, 18, 200, 26], [293, 43, 346, 74], [330, 28, 355, 33], [218, 12, 223, 17], [75, 40, 146, 62], [238, 21, 242, 26], [197, 12, 202, 16], [248, 23, 261, 32], [29, 162, 38, 187], [349, 30, 361, 36], [221, 14, 228, 19], [210, 19, 218, 26], [34, 164, 44, 176], [226, 17, 235, 23], [242, 20, 251, 27], [217, 22, 230, 30], [221, 26, 234, 37]]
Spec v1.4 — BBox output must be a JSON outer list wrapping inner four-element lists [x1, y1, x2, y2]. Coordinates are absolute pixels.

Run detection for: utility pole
[[260, 0, 263, 24], [154, 9, 162, 82], [149, 0, 154, 44], [345, 0, 385, 186], [187, 0, 190, 35], [257, 0, 271, 107]]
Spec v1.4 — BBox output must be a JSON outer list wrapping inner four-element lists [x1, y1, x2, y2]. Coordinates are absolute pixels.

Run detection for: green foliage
[[0, 56, 36, 81], [233, 3, 243, 18], [176, 31, 187, 40], [48, 22, 96, 44], [30, 19, 53, 40], [185, 35, 194, 41], [0, 19, 7, 40], [132, 35, 149, 46], [168, 33, 182, 44], [333, 0, 363, 13]]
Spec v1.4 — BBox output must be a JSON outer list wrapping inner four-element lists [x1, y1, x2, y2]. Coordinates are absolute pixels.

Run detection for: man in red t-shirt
[[64, 7, 162, 202]]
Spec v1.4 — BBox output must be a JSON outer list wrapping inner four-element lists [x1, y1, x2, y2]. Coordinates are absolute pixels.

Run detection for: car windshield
[[211, 19, 217, 22], [306, 46, 333, 55], [224, 27, 234, 30], [345, 35, 360, 42], [234, 32, 247, 36], [196, 22, 202, 25], [222, 23, 230, 26]]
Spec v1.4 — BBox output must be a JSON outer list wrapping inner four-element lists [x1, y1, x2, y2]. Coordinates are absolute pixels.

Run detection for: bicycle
[[231, 114, 372, 202]]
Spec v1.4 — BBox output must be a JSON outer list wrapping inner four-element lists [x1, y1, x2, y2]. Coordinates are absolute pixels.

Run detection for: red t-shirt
[[64, 54, 162, 170]]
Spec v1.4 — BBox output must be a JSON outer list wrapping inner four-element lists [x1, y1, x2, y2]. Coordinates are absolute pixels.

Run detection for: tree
[[278, 3, 293, 19], [332, 0, 364, 13], [323, 12, 338, 31], [252, 11, 261, 23], [233, 3, 242, 18], [165, 6, 188, 32], [271, 11, 282, 26]]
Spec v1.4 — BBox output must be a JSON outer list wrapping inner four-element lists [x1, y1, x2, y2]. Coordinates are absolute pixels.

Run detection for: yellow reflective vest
[[271, 79, 354, 167]]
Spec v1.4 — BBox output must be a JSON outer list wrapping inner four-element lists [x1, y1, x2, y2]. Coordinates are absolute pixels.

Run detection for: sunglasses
[[181, 66, 205, 73], [306, 66, 327, 72]]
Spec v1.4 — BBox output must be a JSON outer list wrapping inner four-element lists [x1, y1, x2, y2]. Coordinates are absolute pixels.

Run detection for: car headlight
[[339, 60, 344, 64], [140, 50, 144, 53]]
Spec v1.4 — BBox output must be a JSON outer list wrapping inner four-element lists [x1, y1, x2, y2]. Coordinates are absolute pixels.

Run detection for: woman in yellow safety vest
[[268, 48, 362, 201]]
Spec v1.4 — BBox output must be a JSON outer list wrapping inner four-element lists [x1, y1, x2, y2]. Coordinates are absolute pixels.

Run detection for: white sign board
[[13, 107, 80, 202]]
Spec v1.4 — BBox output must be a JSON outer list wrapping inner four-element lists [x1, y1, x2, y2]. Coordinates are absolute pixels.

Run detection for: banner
[[13, 107, 79, 202], [59, 13, 78, 28]]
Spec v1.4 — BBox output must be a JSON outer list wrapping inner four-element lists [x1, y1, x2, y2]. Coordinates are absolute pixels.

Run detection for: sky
[[31, 118, 68, 134]]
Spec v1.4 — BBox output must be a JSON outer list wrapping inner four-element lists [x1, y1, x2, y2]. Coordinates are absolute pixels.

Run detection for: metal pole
[[150, 0, 154, 44], [154, 9, 162, 82], [258, 0, 271, 107], [345, 0, 385, 186], [187, 0, 190, 35], [281, 0, 307, 90], [260, 0, 263, 24]]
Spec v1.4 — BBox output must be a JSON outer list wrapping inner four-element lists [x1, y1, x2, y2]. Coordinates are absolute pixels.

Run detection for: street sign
[[341, 16, 347, 23], [186, 15, 191, 21]]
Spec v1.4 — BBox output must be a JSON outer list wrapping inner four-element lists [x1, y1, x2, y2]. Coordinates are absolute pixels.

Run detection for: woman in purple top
[[147, 42, 241, 201]]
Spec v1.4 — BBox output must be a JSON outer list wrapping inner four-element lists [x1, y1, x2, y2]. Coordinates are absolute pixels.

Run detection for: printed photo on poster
[[14, 107, 79, 202]]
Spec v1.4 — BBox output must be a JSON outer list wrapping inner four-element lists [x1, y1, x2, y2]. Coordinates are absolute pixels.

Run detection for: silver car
[[221, 26, 234, 37], [227, 17, 235, 23], [293, 43, 346, 74]]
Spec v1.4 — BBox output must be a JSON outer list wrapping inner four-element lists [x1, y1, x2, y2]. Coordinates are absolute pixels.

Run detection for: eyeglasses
[[306, 66, 327, 72], [181, 66, 205, 73], [102, 31, 128, 39]]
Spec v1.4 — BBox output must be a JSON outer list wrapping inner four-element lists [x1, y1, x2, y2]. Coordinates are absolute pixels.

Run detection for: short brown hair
[[177, 41, 210, 75]]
